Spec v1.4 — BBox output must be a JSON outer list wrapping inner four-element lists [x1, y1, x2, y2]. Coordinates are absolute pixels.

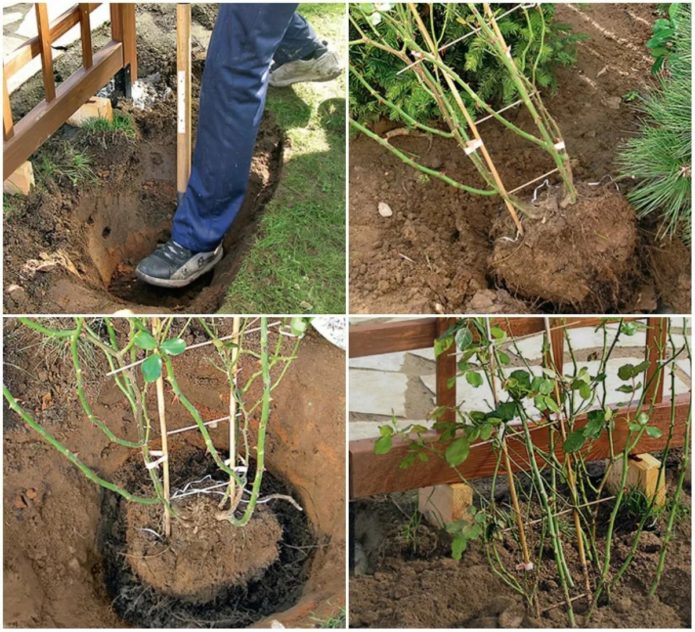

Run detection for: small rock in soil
[[613, 596, 633, 614], [487, 596, 516, 615], [498, 607, 525, 628], [378, 202, 393, 218]]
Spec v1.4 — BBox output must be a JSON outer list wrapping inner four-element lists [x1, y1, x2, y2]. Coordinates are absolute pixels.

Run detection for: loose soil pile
[[349, 3, 691, 314], [4, 5, 283, 314], [3, 321, 346, 627], [350, 460, 691, 628], [491, 183, 638, 310]]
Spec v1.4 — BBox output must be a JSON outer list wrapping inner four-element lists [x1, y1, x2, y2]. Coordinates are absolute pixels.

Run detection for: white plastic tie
[[146, 454, 168, 470], [223, 459, 248, 476], [464, 139, 483, 155]]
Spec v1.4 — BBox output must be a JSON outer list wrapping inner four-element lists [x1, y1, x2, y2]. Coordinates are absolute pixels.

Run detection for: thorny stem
[[543, 318, 592, 602], [3, 386, 160, 505], [350, 3, 577, 229], [650, 325, 691, 594], [218, 317, 273, 527]]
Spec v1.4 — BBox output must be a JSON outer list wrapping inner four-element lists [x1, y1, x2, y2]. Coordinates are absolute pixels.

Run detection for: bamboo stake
[[219, 316, 242, 510], [153, 318, 171, 538], [544, 318, 591, 600], [407, 4, 524, 236], [484, 322, 533, 571]]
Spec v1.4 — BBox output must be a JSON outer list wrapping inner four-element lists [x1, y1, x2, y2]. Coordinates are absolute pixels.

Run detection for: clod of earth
[[126, 497, 283, 603], [490, 183, 637, 310], [101, 445, 316, 628]]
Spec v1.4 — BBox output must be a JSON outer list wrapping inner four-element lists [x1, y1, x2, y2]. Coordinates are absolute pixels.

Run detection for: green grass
[[3, 194, 21, 219], [34, 144, 94, 188], [222, 3, 346, 314], [80, 111, 137, 140], [310, 607, 346, 628]]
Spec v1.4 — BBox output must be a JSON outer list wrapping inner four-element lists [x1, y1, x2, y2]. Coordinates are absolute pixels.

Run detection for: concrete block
[[418, 482, 473, 528], [4, 160, 34, 196], [606, 453, 666, 507], [67, 96, 113, 127]]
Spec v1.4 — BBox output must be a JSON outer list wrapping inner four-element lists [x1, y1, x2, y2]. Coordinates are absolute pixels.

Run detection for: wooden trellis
[[349, 317, 690, 499], [3, 3, 137, 179]]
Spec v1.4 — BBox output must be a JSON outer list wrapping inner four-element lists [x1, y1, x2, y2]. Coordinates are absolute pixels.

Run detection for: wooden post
[[644, 318, 667, 405], [176, 4, 192, 205], [435, 318, 457, 423], [119, 4, 138, 80], [3, 75, 14, 140], [78, 4, 93, 69], [110, 4, 123, 42], [35, 4, 56, 102]]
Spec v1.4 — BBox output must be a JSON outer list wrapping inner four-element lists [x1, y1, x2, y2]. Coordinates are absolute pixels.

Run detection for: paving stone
[[349, 351, 406, 372], [408, 347, 436, 362], [349, 369, 407, 417]]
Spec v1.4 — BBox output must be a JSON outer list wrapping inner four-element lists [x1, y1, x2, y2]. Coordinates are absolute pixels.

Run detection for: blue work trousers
[[172, 5, 321, 252]]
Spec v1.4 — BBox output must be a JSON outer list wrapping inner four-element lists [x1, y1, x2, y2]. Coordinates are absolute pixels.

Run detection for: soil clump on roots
[[125, 497, 283, 603], [491, 183, 638, 310], [101, 445, 315, 628]]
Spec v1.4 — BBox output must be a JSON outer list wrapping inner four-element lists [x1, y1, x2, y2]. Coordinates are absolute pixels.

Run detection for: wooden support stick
[[406, 4, 523, 235], [153, 318, 171, 538], [544, 317, 592, 600], [176, 4, 192, 205], [219, 317, 242, 509]]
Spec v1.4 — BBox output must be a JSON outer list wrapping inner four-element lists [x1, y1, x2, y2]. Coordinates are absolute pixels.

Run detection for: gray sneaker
[[135, 240, 223, 288], [269, 50, 342, 88]]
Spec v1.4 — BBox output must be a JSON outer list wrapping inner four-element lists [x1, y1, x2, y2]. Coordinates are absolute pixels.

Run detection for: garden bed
[[3, 321, 345, 628], [350, 461, 691, 628], [349, 3, 691, 314]]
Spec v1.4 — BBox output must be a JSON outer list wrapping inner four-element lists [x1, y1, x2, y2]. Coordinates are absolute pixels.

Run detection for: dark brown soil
[[3, 102, 282, 315], [349, 3, 691, 314], [350, 464, 692, 629], [125, 497, 282, 603], [491, 183, 638, 310], [3, 320, 346, 627]]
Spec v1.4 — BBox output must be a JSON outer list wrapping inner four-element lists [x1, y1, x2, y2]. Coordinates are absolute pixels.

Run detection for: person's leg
[[269, 12, 342, 88], [136, 3, 297, 287], [272, 13, 326, 67]]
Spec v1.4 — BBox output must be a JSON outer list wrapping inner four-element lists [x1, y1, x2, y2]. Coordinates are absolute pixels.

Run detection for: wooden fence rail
[[349, 317, 690, 499], [3, 2, 137, 179]]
